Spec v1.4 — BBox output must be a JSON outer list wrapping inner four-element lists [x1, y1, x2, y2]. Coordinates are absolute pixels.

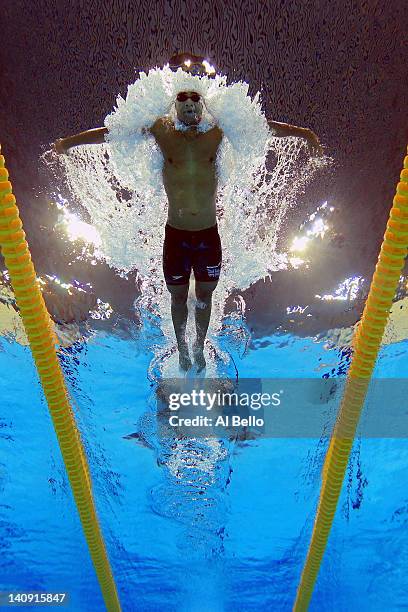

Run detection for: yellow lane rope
[[0, 144, 121, 612], [293, 144, 408, 611]]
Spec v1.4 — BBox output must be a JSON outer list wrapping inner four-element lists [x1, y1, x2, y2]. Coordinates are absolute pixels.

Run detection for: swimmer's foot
[[193, 341, 206, 372], [178, 343, 192, 372]]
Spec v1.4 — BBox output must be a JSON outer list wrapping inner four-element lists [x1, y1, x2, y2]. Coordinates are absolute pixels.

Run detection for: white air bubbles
[[315, 276, 364, 301]]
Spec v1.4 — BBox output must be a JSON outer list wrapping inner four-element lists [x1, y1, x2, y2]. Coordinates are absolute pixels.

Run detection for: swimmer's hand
[[303, 129, 323, 157], [53, 138, 69, 155], [267, 120, 323, 156]]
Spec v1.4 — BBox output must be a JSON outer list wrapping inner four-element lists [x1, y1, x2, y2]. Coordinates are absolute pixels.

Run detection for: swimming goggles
[[176, 92, 201, 102]]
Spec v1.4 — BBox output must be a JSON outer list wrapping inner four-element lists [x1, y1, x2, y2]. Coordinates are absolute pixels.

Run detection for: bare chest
[[154, 124, 222, 168]]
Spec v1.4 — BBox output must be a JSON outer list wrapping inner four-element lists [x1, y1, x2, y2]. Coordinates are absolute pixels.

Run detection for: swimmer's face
[[175, 91, 203, 126]]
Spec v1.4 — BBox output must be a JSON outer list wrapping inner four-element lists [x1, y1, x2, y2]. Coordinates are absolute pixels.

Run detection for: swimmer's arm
[[267, 120, 323, 156], [141, 118, 165, 137], [267, 120, 307, 139], [55, 121, 156, 153], [54, 127, 108, 153]]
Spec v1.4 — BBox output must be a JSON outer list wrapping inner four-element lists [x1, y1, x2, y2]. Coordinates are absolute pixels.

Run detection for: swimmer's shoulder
[[210, 124, 223, 140], [206, 124, 223, 146], [142, 117, 174, 140], [146, 117, 174, 138], [144, 118, 223, 142]]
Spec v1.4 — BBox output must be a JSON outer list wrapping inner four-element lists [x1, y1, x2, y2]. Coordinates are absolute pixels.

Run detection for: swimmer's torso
[[150, 117, 223, 230]]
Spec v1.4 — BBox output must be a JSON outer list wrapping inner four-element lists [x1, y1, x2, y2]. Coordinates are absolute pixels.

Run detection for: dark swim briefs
[[163, 223, 222, 285]]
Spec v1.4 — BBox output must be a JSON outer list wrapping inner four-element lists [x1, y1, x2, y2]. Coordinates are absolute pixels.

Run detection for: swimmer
[[53, 53, 323, 372]]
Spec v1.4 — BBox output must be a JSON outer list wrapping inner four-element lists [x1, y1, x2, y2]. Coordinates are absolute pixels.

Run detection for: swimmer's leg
[[166, 282, 192, 371], [193, 280, 219, 371]]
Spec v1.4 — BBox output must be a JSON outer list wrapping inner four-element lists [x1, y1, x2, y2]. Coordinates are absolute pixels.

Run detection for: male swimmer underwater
[[53, 53, 322, 373]]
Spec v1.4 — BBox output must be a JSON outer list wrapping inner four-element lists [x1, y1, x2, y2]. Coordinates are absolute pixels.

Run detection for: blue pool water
[[1, 327, 408, 611]]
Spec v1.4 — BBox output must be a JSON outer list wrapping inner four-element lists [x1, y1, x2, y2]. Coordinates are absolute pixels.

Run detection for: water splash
[[42, 65, 332, 368]]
